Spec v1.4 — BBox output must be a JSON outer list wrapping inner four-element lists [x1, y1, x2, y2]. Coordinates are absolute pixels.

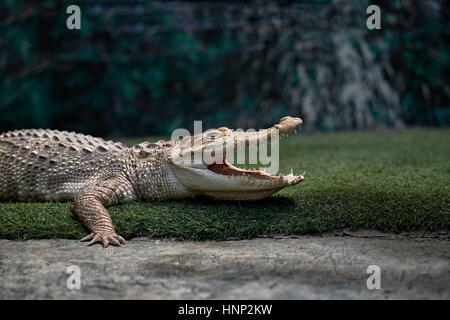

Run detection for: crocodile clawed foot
[[80, 232, 126, 248]]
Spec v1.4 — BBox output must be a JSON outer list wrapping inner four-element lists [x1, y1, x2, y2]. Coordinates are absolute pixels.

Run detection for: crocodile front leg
[[74, 177, 134, 248]]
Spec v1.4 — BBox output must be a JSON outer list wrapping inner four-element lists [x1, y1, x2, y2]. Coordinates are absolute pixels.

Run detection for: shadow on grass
[[171, 195, 296, 210], [120, 185, 448, 240], [0, 185, 447, 241]]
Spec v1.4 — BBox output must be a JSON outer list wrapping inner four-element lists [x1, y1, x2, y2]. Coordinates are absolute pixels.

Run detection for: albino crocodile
[[0, 116, 304, 247]]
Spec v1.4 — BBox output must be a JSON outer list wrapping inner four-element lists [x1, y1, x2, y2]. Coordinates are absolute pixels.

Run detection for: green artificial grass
[[0, 129, 449, 241]]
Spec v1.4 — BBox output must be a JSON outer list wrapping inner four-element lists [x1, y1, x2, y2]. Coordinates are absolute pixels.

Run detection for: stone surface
[[0, 232, 448, 299]]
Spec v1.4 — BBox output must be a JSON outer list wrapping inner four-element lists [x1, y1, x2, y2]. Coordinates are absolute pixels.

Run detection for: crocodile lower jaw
[[207, 159, 304, 185]]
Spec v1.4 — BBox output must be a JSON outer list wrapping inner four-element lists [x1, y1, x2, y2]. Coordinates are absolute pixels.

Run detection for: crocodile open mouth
[[175, 116, 305, 186], [207, 157, 304, 184], [171, 116, 305, 200], [207, 160, 275, 180], [206, 122, 305, 184]]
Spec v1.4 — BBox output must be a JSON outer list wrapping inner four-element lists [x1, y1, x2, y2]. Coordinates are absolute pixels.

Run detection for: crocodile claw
[[80, 232, 126, 248]]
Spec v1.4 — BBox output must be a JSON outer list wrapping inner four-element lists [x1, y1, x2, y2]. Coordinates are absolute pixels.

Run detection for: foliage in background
[[0, 0, 449, 137]]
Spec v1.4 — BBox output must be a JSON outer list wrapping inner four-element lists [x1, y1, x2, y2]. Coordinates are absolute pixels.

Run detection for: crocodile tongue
[[207, 159, 274, 180]]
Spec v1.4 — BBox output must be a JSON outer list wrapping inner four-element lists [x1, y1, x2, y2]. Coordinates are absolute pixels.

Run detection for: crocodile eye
[[140, 142, 156, 148], [218, 127, 230, 135], [132, 145, 142, 152], [204, 130, 221, 141]]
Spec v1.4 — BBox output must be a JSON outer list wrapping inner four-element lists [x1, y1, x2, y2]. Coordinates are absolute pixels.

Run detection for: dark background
[[1, 0, 449, 137]]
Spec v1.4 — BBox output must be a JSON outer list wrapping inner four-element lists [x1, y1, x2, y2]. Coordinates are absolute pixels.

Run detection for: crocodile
[[0, 116, 304, 247]]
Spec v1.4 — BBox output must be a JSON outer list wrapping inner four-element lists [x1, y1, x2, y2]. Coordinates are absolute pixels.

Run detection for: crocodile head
[[168, 116, 304, 200]]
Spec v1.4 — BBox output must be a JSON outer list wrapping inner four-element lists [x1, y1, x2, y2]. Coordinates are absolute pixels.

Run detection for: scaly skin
[[0, 116, 304, 247]]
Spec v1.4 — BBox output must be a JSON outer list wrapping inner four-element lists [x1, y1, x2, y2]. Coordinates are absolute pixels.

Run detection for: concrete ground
[[0, 230, 448, 299]]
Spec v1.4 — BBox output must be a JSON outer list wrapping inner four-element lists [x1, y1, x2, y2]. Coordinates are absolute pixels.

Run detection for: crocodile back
[[0, 129, 128, 201]]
